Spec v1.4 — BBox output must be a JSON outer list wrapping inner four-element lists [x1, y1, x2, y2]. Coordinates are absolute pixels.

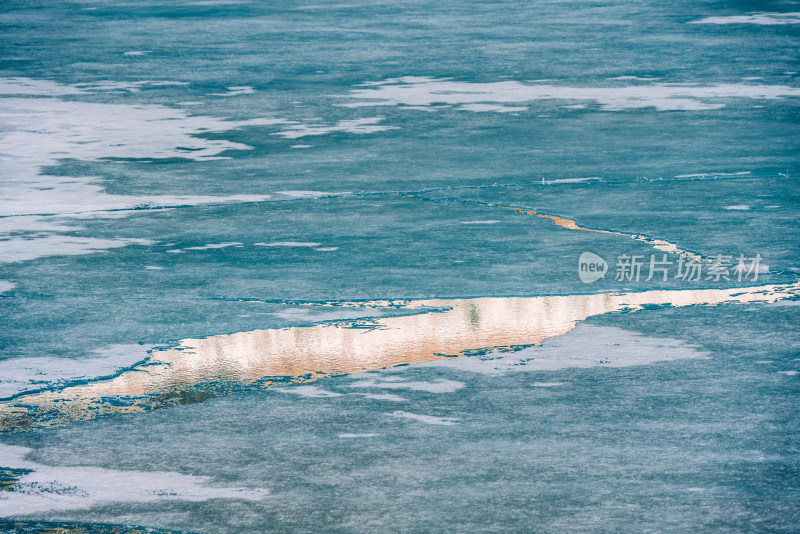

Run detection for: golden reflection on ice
[[497, 204, 706, 262], [406, 193, 707, 262], [1, 282, 798, 432]]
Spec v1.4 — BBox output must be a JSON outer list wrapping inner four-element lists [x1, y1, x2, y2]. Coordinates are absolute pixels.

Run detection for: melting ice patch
[[0, 444, 265, 515], [0, 344, 152, 398], [690, 12, 800, 25], [417, 324, 708, 374], [341, 77, 800, 112]]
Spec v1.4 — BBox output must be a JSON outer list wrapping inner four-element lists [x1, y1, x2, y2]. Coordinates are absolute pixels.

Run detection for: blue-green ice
[[1, 0, 799, 532]]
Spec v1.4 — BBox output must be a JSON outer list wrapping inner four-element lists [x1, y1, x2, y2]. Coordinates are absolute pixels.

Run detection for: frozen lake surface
[[1, 0, 799, 531]]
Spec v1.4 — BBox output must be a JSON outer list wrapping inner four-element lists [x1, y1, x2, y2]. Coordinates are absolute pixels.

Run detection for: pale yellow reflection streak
[[496, 204, 706, 262], [1, 283, 798, 432], [406, 193, 707, 262]]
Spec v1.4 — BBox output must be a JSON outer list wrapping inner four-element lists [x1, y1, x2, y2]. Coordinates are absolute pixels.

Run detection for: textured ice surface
[[386, 411, 460, 425], [0, 303, 796, 532], [417, 324, 708, 374], [0, 0, 798, 530]]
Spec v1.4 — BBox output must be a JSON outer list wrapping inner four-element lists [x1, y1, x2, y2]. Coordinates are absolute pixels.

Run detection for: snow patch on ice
[[0, 236, 154, 264], [0, 344, 152, 398], [275, 190, 335, 198], [347, 377, 464, 393], [608, 76, 660, 81], [209, 86, 255, 96], [675, 171, 751, 178], [690, 12, 800, 25], [0, 78, 285, 262], [458, 103, 528, 113], [357, 392, 407, 402], [0, 444, 265, 515], [341, 77, 800, 112], [275, 385, 343, 398], [255, 241, 322, 247], [183, 242, 243, 251], [0, 281, 15, 293], [386, 411, 460, 425], [272, 117, 397, 138]]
